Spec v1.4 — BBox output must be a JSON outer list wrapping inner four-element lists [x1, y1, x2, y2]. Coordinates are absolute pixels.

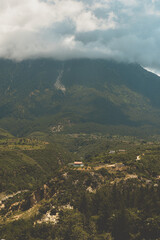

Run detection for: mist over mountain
[[0, 58, 160, 136], [1, 0, 160, 75]]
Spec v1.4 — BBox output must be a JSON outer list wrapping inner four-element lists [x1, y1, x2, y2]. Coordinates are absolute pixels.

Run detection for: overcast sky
[[1, 0, 160, 72]]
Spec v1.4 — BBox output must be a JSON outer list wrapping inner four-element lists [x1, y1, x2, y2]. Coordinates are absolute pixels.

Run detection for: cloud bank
[[1, 0, 160, 71]]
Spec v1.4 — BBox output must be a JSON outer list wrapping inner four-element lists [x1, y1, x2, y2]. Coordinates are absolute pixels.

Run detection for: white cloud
[[0, 0, 160, 72], [118, 0, 138, 7]]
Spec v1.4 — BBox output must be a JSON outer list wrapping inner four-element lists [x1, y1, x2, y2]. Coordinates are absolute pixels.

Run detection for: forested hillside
[[0, 59, 160, 136], [0, 130, 73, 192], [0, 133, 160, 240], [0, 59, 160, 239]]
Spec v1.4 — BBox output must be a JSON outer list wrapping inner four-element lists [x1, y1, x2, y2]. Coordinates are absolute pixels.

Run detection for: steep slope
[[0, 58, 160, 136], [1, 141, 160, 240], [0, 135, 73, 192], [0, 128, 14, 139]]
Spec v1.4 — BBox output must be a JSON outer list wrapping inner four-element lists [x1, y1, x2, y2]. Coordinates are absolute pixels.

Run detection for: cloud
[[0, 0, 160, 72]]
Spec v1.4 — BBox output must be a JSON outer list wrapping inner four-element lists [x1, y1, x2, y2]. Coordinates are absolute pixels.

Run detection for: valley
[[0, 129, 160, 240], [0, 59, 160, 239], [1, 0, 160, 237]]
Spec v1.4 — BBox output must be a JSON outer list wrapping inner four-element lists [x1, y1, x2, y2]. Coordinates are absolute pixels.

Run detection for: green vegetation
[[0, 169, 160, 240], [0, 131, 160, 239], [0, 132, 73, 192], [0, 128, 14, 139], [0, 138, 47, 150], [0, 59, 160, 239], [0, 59, 160, 136]]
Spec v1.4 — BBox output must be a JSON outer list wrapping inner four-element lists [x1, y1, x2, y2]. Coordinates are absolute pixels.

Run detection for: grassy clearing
[[0, 138, 48, 151]]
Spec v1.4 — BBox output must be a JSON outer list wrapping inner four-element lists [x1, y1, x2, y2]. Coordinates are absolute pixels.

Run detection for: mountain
[[1, 58, 160, 240], [0, 58, 160, 136]]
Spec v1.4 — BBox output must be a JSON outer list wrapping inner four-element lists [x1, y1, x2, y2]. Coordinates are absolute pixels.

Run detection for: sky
[[1, 0, 160, 73]]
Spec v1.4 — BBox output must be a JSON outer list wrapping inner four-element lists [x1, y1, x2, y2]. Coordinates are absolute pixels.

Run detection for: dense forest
[[1, 172, 160, 240]]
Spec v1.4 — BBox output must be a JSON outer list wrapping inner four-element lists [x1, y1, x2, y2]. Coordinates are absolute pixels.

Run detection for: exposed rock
[[8, 202, 20, 211], [0, 203, 5, 210], [125, 174, 138, 181], [54, 70, 66, 94], [60, 204, 73, 210], [37, 211, 59, 225], [51, 124, 64, 133], [86, 186, 96, 193]]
